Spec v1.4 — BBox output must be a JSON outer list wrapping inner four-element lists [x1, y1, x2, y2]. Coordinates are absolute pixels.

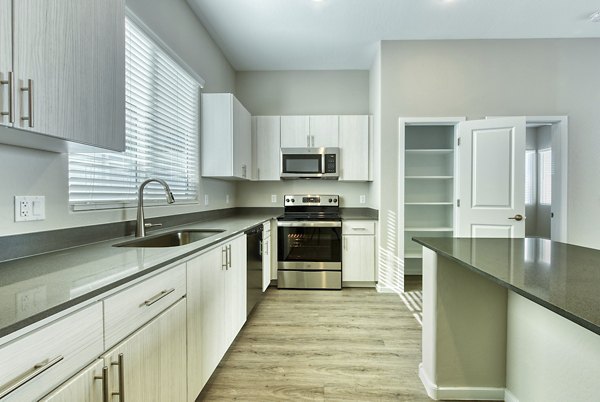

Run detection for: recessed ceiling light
[[590, 10, 600, 22]]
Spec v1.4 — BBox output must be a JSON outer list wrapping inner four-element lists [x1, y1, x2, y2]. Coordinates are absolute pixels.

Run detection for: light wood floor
[[198, 287, 433, 401]]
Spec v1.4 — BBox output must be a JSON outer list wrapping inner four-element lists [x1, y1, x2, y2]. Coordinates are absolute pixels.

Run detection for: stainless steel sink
[[114, 229, 225, 248]]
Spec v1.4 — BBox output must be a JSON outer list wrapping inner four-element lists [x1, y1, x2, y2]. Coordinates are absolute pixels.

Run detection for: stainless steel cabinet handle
[[265, 239, 269, 256], [352, 227, 367, 231], [257, 168, 260, 180], [508, 214, 525, 221], [0, 71, 14, 123], [259, 240, 263, 256], [221, 246, 227, 270], [94, 366, 110, 402], [242, 164, 247, 178], [0, 355, 64, 399], [227, 245, 232, 268], [311, 135, 315, 147], [111, 353, 125, 402], [306, 134, 310, 147], [143, 288, 175, 306], [20, 79, 33, 127]]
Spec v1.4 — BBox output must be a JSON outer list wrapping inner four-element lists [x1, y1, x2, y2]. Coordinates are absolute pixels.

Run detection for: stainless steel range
[[277, 194, 342, 290]]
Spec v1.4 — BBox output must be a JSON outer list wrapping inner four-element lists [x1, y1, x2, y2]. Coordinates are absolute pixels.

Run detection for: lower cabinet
[[187, 234, 247, 401], [39, 360, 105, 402], [342, 220, 376, 283], [262, 221, 271, 291], [101, 298, 187, 402]]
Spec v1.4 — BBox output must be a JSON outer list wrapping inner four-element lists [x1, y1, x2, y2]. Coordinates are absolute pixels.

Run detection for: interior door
[[457, 117, 526, 237]]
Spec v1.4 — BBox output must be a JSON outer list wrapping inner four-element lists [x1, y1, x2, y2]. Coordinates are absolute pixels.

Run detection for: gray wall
[[0, 0, 237, 236], [374, 39, 600, 284], [235, 70, 373, 207]]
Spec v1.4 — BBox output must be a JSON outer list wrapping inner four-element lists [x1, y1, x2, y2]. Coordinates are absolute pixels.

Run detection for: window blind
[[539, 149, 552, 205], [69, 17, 200, 209], [525, 150, 536, 205]]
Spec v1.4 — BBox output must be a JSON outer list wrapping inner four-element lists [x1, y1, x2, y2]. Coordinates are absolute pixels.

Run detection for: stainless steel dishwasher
[[245, 224, 264, 316]]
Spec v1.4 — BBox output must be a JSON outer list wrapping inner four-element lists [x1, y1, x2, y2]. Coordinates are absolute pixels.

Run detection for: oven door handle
[[277, 221, 341, 228]]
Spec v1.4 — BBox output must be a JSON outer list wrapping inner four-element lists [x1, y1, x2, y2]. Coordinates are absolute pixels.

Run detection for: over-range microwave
[[280, 147, 340, 180]]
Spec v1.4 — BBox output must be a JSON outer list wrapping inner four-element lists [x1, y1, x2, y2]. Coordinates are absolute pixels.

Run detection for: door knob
[[508, 214, 525, 221]]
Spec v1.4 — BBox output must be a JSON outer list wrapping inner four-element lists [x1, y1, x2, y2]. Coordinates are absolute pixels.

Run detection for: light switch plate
[[360, 195, 366, 204], [15, 196, 46, 222], [271, 194, 277, 203]]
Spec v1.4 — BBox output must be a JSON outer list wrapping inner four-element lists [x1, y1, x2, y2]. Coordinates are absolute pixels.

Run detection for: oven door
[[277, 221, 342, 270]]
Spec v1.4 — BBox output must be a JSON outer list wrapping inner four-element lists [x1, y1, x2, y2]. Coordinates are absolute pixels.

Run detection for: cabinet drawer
[[0, 303, 103, 402], [104, 264, 186, 348], [342, 220, 375, 235]]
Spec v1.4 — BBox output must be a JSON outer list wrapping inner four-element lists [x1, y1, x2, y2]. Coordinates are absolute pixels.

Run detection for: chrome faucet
[[136, 178, 175, 237]]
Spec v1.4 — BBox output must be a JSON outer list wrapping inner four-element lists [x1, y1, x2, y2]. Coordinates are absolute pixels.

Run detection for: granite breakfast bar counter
[[413, 237, 600, 402]]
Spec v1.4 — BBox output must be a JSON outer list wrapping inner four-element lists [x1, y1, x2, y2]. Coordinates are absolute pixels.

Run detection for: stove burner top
[[279, 194, 341, 222]]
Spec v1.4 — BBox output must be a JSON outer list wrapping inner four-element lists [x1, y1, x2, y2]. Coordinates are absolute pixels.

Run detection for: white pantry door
[[457, 117, 526, 238]]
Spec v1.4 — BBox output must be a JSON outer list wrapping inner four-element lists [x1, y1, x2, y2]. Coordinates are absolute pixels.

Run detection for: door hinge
[[456, 199, 460, 207], [457, 137, 461, 146]]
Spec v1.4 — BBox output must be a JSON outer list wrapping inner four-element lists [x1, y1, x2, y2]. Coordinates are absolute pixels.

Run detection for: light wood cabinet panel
[[342, 235, 375, 282], [0, 303, 103, 402], [39, 360, 105, 402], [102, 299, 186, 402], [187, 234, 247, 399], [225, 235, 247, 347], [11, 0, 125, 151], [309, 115, 339, 147], [262, 222, 271, 291], [103, 263, 186, 349], [339, 115, 370, 181], [280, 115, 309, 148], [253, 116, 281, 180], [342, 220, 376, 283], [202, 93, 252, 179], [0, 0, 12, 128]]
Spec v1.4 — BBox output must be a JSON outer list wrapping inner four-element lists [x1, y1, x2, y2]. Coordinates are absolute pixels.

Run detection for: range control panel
[[284, 194, 339, 206]]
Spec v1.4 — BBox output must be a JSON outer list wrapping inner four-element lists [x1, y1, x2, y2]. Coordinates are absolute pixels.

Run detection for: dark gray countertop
[[0, 213, 274, 339], [413, 237, 600, 335], [340, 208, 378, 220]]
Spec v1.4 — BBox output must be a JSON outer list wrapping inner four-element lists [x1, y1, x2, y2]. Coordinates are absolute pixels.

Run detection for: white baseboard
[[419, 364, 506, 400], [376, 284, 396, 293], [343, 281, 376, 288], [504, 389, 519, 402]]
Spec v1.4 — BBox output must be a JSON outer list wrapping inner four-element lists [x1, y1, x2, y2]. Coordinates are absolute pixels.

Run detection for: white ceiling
[[186, 0, 600, 71]]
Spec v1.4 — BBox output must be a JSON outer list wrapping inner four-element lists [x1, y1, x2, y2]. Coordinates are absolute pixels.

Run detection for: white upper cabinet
[[252, 116, 281, 180], [0, 0, 12, 128], [339, 115, 370, 181], [280, 115, 339, 148], [309, 115, 339, 147], [1, 0, 126, 152], [280, 115, 310, 148], [202, 93, 252, 180]]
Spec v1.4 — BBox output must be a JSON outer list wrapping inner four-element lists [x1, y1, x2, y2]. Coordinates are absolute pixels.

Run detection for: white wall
[[0, 0, 237, 236], [374, 39, 600, 276], [235, 70, 372, 208]]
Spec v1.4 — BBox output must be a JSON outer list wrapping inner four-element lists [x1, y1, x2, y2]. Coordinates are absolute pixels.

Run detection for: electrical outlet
[[360, 195, 366, 204], [204, 194, 209, 206], [225, 194, 230, 204], [271, 194, 277, 203], [16, 286, 47, 320], [15, 196, 45, 222]]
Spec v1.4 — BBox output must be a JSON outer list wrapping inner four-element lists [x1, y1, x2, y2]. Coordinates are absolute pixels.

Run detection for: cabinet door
[[12, 0, 125, 150], [225, 235, 247, 347], [187, 246, 223, 398], [39, 360, 105, 402], [342, 235, 375, 282], [254, 116, 281, 180], [103, 299, 186, 402], [339, 115, 369, 181], [281, 116, 310, 148], [233, 97, 251, 179], [0, 0, 12, 127], [199, 247, 227, 387], [310, 115, 339, 147], [262, 223, 271, 291]]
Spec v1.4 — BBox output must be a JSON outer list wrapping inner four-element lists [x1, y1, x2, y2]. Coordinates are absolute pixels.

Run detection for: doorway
[[525, 116, 568, 242]]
